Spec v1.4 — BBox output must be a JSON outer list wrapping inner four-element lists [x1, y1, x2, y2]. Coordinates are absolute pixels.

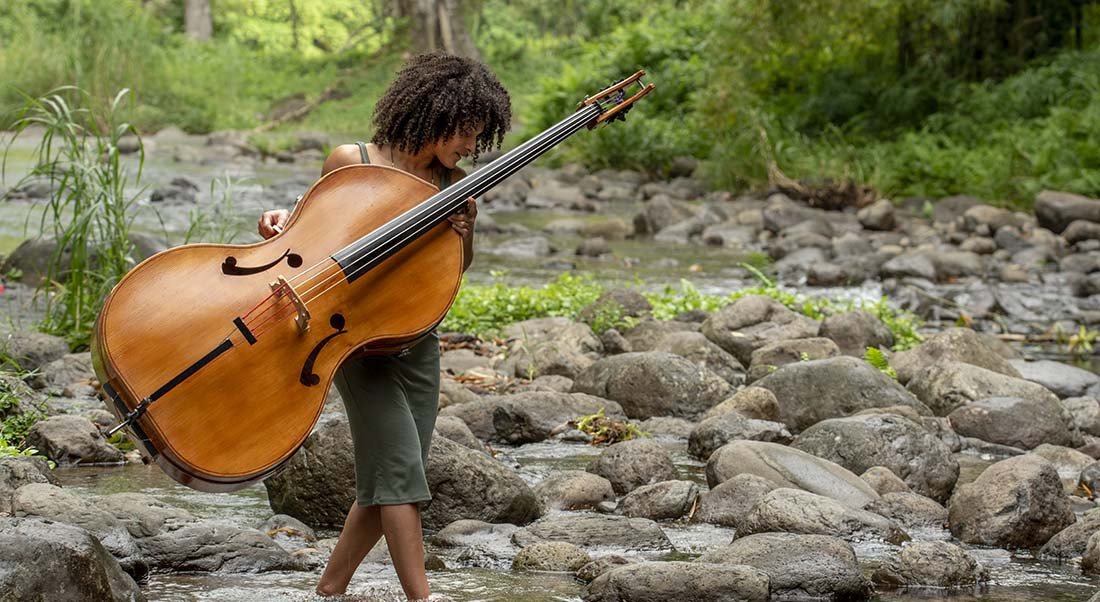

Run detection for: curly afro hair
[[371, 53, 511, 162]]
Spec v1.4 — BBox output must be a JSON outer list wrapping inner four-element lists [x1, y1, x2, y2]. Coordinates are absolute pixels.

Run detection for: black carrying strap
[[355, 141, 370, 164]]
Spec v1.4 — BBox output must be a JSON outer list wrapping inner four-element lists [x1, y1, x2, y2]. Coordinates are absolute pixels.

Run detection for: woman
[[257, 53, 511, 600]]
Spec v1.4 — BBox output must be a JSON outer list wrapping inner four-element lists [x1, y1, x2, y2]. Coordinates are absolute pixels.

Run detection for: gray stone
[[24, 415, 124, 465], [1039, 508, 1100, 559], [263, 414, 356, 528], [745, 337, 840, 383], [488, 236, 552, 257], [872, 541, 988, 588], [620, 480, 699, 520], [866, 492, 948, 529], [860, 466, 910, 495], [892, 328, 1021, 384], [698, 533, 871, 600], [702, 387, 780, 422], [700, 295, 819, 366], [513, 541, 591, 572], [948, 396, 1074, 449], [1009, 359, 1100, 399], [96, 493, 195, 538], [881, 253, 937, 280], [0, 331, 69, 372], [634, 416, 694, 438], [688, 413, 792, 460], [909, 361, 1059, 417], [705, 441, 879, 509], [576, 555, 635, 583], [819, 310, 895, 356], [694, 473, 776, 529], [948, 455, 1075, 549], [0, 457, 57, 514], [1030, 444, 1094, 492], [434, 415, 484, 451], [572, 352, 731, 419], [585, 561, 770, 602], [492, 392, 625, 444], [28, 352, 93, 392], [652, 331, 745, 386], [513, 514, 672, 552], [140, 519, 303, 573], [588, 438, 678, 495], [754, 356, 930, 432], [858, 199, 896, 231], [1083, 532, 1100, 575], [742, 488, 909, 544], [1035, 190, 1100, 233], [0, 517, 145, 602], [499, 317, 603, 379], [1065, 220, 1100, 244], [533, 470, 616, 511], [621, 319, 698, 352], [792, 413, 958, 502], [1064, 397, 1100, 436]]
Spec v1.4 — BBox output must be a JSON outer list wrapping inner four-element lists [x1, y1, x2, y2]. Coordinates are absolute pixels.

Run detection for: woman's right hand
[[257, 209, 290, 239]]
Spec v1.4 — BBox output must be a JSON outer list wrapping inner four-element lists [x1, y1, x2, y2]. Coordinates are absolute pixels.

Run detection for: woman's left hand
[[448, 197, 477, 237]]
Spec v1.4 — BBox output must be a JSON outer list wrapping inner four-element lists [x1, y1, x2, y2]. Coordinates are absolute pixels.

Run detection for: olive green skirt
[[333, 332, 440, 507]]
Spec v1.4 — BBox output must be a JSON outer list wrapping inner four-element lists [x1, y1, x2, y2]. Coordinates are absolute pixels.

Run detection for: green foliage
[[182, 173, 250, 244], [8, 87, 142, 349], [644, 279, 729, 320], [573, 407, 646, 445], [865, 347, 898, 380], [106, 431, 135, 452], [1067, 325, 1099, 357], [441, 272, 605, 336], [587, 301, 639, 335], [858, 297, 924, 351]]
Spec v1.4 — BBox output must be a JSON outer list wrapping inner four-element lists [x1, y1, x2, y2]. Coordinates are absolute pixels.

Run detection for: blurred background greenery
[[3, 0, 1100, 207]]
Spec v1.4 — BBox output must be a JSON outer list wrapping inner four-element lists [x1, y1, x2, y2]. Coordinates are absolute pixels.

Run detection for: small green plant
[[799, 351, 811, 362], [865, 347, 898, 380], [644, 279, 729, 320], [182, 172, 249, 244], [106, 431, 135, 452], [587, 300, 638, 335], [1068, 325, 1099, 357], [920, 200, 935, 220], [573, 408, 646, 445]]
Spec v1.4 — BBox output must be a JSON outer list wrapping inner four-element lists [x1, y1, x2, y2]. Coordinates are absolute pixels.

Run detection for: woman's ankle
[[314, 583, 345, 597]]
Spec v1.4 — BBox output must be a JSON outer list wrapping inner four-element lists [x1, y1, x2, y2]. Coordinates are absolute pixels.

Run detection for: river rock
[[0, 517, 145, 602], [621, 319, 698, 352], [438, 377, 479, 407], [948, 396, 1074, 449], [742, 488, 908, 544], [572, 352, 731, 419], [792, 413, 958, 502], [96, 492, 195, 538], [140, 519, 303, 572], [1064, 219, 1100, 244], [891, 328, 1021, 384], [909, 361, 1060, 416], [698, 533, 871, 600], [745, 337, 840, 383], [819, 310, 895, 356], [586, 561, 770, 602], [948, 455, 1075, 549], [423, 436, 542, 530], [1064, 397, 1100, 436], [702, 387, 780, 422], [634, 195, 698, 234], [28, 352, 93, 392], [866, 492, 949, 529], [754, 356, 930, 432], [634, 416, 694, 438], [498, 317, 602, 379], [492, 391, 625, 444], [1009, 359, 1100, 399], [873, 541, 988, 588], [1035, 190, 1100, 233], [881, 252, 937, 280], [578, 289, 652, 324], [264, 414, 356, 528], [260, 514, 317, 553], [858, 199, 896, 231], [513, 514, 672, 552], [688, 413, 792, 460], [588, 438, 678, 494], [513, 541, 591, 572], [652, 331, 745, 385], [860, 467, 910, 495], [434, 415, 484, 451], [1030, 444, 1095, 492], [533, 470, 616, 511], [24, 415, 123, 465], [0, 331, 69, 372], [1040, 508, 1100, 559], [700, 295, 820, 366], [619, 480, 699, 520], [1084, 532, 1100, 575], [706, 440, 879, 508], [576, 555, 635, 583], [694, 473, 776, 529], [0, 457, 57, 514]]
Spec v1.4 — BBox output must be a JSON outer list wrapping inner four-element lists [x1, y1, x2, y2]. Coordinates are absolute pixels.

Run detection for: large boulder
[[490, 391, 626, 444], [512, 541, 591, 572], [513, 514, 672, 552], [872, 541, 988, 589], [588, 438, 678, 495], [866, 492, 949, 529], [422, 436, 542, 530], [1040, 508, 1100, 559], [533, 471, 616, 511], [702, 387, 780, 422], [0, 517, 146, 602], [947, 396, 1074, 449], [694, 474, 776, 529], [745, 337, 840, 383], [891, 328, 1020, 384], [741, 488, 909, 544], [706, 441, 879, 508], [498, 317, 603, 379], [1009, 359, 1100, 399], [24, 416, 124, 465], [700, 295, 820, 366], [792, 413, 959, 502], [139, 519, 303, 573], [1035, 190, 1100, 234], [819, 310, 895, 356], [572, 352, 731, 419], [264, 414, 357, 528], [586, 561, 770, 602], [0, 457, 58, 514], [698, 533, 871, 600], [688, 413, 792, 460], [948, 455, 1075, 549], [620, 480, 699, 520], [652, 331, 745, 385], [907, 362, 1060, 417], [753, 356, 930, 431]]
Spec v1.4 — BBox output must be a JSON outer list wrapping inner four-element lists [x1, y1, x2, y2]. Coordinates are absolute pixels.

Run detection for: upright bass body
[[92, 164, 462, 491]]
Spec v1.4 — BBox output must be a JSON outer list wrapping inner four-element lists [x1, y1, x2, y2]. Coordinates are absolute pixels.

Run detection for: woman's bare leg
[[380, 503, 431, 600], [316, 501, 383, 596]]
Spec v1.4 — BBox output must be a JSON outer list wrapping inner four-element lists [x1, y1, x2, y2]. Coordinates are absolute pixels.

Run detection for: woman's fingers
[[257, 210, 289, 239]]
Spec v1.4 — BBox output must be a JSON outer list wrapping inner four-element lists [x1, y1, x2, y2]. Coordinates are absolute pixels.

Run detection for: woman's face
[[432, 123, 484, 169]]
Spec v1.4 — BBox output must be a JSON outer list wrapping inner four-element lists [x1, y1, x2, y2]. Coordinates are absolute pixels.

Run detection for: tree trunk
[[391, 0, 480, 59], [184, 0, 213, 41]]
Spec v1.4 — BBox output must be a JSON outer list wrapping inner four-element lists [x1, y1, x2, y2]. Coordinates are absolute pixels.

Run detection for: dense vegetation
[[2, 0, 1100, 206]]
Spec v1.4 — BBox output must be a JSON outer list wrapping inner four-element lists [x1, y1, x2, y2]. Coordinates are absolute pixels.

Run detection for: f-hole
[[222, 249, 303, 276], [300, 314, 347, 386]]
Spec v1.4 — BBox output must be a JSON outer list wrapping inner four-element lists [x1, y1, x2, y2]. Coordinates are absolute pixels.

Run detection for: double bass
[[92, 73, 654, 492]]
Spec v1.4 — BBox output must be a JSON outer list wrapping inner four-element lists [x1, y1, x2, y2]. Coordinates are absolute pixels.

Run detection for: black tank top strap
[[355, 141, 370, 164]]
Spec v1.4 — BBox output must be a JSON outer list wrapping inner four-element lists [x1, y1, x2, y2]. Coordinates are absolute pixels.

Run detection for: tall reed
[[5, 87, 144, 349]]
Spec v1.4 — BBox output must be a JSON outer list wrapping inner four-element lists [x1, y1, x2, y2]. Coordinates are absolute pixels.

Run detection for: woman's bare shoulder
[[321, 144, 365, 176]]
